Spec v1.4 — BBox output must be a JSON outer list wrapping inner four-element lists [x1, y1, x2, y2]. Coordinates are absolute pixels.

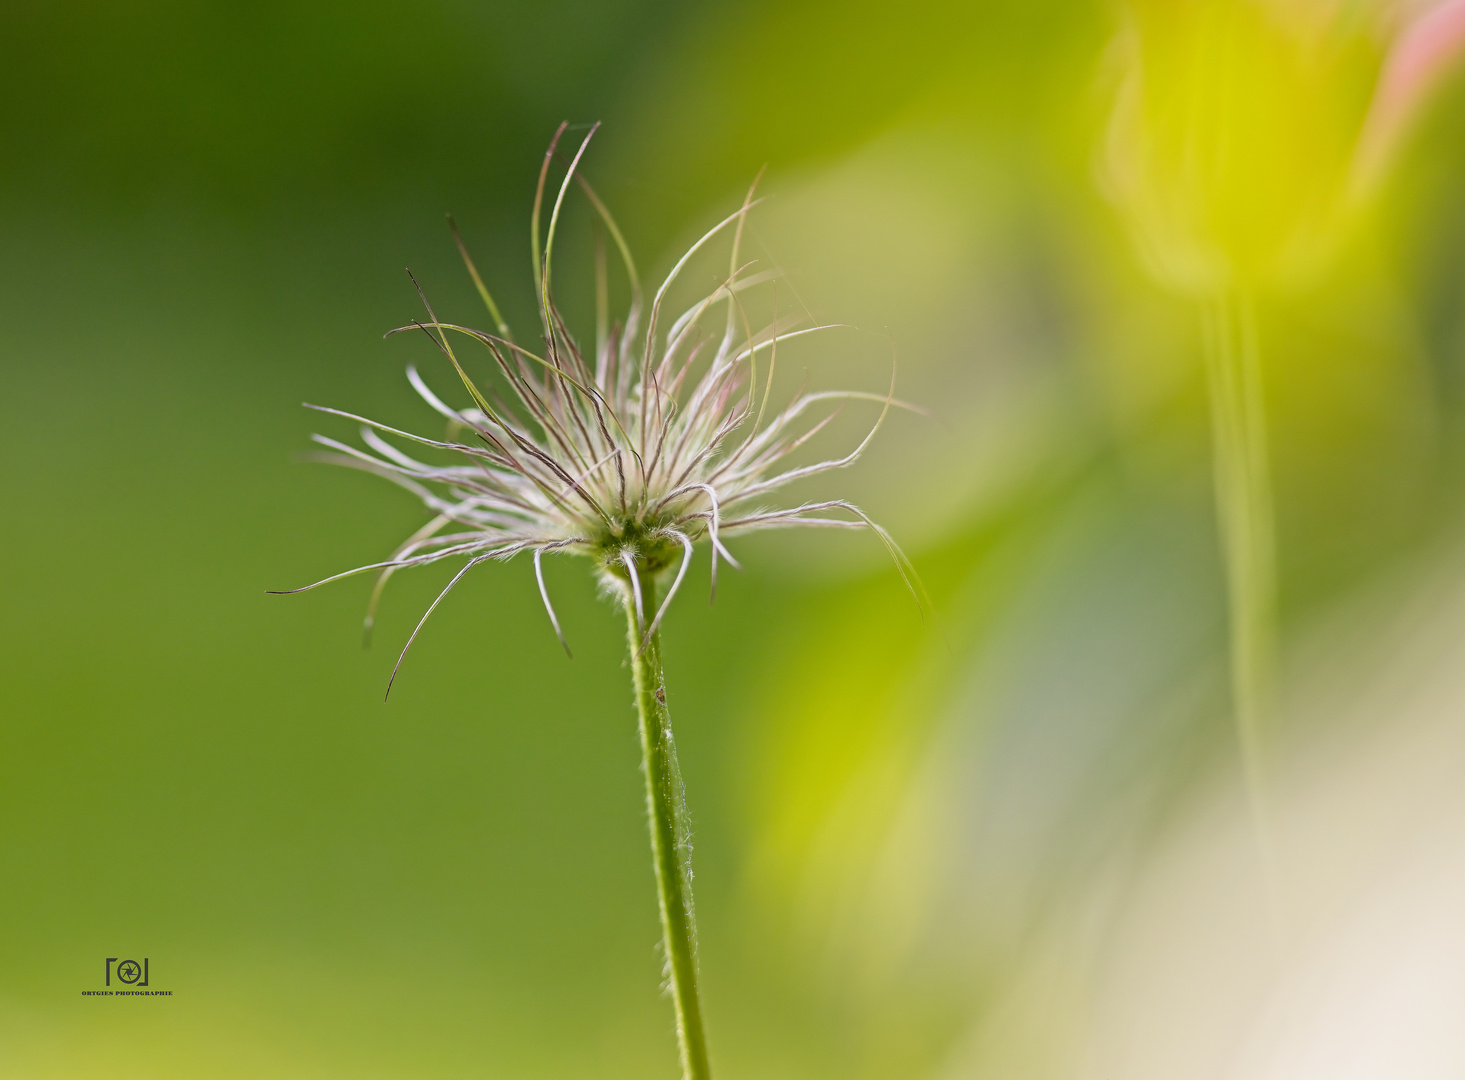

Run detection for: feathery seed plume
[[274, 124, 920, 693]]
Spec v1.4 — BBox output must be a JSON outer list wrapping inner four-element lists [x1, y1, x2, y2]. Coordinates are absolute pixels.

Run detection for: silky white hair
[[274, 124, 922, 694]]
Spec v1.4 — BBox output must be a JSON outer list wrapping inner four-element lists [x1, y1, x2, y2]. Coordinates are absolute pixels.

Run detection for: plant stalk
[[625, 568, 712, 1080], [1200, 291, 1276, 847]]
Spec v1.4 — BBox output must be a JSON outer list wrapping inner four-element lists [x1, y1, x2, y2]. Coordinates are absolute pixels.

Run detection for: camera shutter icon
[[102, 957, 150, 987]]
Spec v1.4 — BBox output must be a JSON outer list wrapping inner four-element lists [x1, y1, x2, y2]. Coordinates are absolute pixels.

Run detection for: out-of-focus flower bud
[[1101, 0, 1465, 295]]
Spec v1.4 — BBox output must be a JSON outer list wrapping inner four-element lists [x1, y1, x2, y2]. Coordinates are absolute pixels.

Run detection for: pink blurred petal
[[1353, 0, 1465, 194]]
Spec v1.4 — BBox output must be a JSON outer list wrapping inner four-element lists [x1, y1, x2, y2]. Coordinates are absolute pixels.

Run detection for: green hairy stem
[[1201, 292, 1276, 832], [625, 568, 712, 1080]]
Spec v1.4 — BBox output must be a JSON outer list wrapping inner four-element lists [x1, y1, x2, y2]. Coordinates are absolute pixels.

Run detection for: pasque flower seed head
[[275, 124, 920, 693]]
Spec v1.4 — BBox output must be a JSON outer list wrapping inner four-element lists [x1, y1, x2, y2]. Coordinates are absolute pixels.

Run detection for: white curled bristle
[[281, 126, 920, 689]]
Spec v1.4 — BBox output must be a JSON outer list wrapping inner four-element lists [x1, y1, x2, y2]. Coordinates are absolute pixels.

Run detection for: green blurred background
[[6, 1, 1465, 1077]]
